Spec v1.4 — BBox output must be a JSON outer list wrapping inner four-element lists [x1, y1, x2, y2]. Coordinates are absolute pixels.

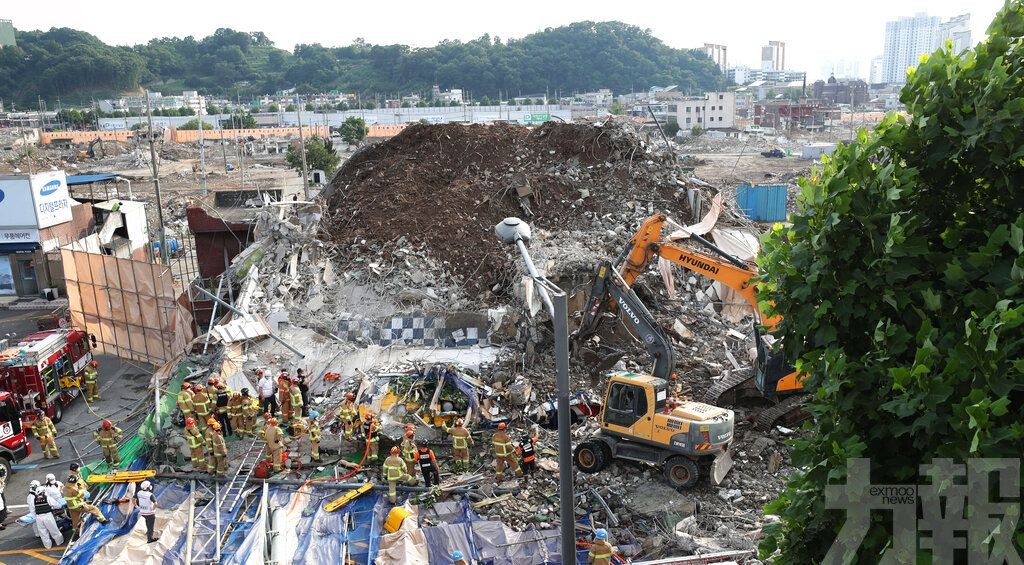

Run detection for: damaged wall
[[60, 242, 195, 364]]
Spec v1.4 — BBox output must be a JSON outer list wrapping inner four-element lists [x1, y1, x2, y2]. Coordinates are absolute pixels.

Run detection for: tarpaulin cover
[[470, 520, 562, 565], [292, 489, 385, 565], [78, 482, 191, 564]]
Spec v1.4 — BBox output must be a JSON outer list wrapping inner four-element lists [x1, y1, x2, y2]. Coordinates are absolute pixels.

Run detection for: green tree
[[224, 111, 257, 129], [250, 105, 261, 113], [415, 100, 428, 108], [690, 125, 703, 136], [206, 103, 220, 115], [268, 103, 279, 112], [335, 102, 348, 111], [401, 101, 411, 108], [662, 119, 680, 137], [362, 102, 375, 109], [305, 103, 315, 111], [179, 119, 214, 130], [285, 103, 296, 112], [130, 122, 147, 130], [479, 95, 492, 106], [338, 116, 368, 145], [608, 100, 624, 115], [178, 106, 196, 116], [759, 3, 1024, 562], [285, 135, 341, 177]]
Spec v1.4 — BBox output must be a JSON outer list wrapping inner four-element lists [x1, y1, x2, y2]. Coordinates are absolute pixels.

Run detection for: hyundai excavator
[[570, 261, 735, 489], [576, 213, 806, 429]]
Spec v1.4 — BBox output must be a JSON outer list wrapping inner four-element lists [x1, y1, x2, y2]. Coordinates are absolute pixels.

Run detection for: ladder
[[220, 439, 265, 513]]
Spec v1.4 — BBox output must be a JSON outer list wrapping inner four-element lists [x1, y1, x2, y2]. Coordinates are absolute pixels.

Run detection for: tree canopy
[[0, 22, 723, 106], [286, 136, 340, 178], [759, 1, 1024, 562]]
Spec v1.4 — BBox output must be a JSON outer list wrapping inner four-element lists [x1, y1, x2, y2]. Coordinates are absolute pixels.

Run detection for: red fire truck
[[0, 391, 30, 475], [0, 329, 95, 426]]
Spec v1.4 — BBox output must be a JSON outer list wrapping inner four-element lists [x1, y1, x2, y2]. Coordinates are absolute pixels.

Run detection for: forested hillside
[[0, 22, 722, 106]]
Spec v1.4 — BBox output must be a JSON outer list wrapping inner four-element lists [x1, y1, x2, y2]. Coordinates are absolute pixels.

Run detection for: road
[[0, 309, 155, 564]]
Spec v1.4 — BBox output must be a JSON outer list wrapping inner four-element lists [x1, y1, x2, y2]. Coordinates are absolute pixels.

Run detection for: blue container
[[152, 238, 181, 254], [736, 183, 788, 222]]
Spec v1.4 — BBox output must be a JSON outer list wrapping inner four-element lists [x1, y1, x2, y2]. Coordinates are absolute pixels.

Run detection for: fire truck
[[0, 329, 95, 470]]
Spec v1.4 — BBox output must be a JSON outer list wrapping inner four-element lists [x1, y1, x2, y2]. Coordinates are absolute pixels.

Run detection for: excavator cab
[[752, 325, 803, 397]]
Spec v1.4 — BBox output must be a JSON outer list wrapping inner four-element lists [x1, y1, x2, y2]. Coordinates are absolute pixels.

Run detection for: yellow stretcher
[[86, 470, 157, 483], [324, 482, 374, 512]]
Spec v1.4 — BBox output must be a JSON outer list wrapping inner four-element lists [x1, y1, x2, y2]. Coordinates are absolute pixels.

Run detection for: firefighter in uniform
[[361, 413, 380, 462], [338, 392, 358, 440], [240, 389, 259, 437], [208, 421, 227, 477], [277, 371, 292, 420], [228, 390, 243, 437], [589, 529, 614, 565], [206, 377, 219, 399], [401, 429, 418, 478], [191, 385, 212, 431], [382, 447, 413, 504], [517, 427, 540, 475], [417, 445, 440, 488], [63, 473, 108, 530], [288, 376, 304, 427], [84, 359, 100, 402], [177, 382, 194, 422], [443, 418, 473, 471], [32, 410, 59, 459], [184, 417, 206, 469], [94, 420, 123, 467], [308, 410, 322, 462], [215, 382, 233, 437], [264, 417, 284, 472], [492, 422, 522, 480]]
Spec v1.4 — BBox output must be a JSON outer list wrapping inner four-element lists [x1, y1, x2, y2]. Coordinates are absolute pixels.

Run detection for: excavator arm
[[573, 262, 675, 381]]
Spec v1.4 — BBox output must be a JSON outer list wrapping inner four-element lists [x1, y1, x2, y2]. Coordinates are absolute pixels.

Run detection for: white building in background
[[761, 41, 785, 71], [821, 59, 861, 80], [881, 13, 971, 85], [580, 89, 614, 106], [704, 43, 728, 73], [869, 56, 885, 84], [668, 92, 735, 130]]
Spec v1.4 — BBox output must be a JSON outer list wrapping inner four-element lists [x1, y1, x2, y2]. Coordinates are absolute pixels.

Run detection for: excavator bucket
[[710, 450, 734, 485], [578, 345, 626, 378]]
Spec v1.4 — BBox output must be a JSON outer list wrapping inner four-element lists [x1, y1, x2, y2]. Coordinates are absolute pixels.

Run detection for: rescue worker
[[289, 417, 308, 468], [443, 418, 474, 472], [135, 480, 159, 543], [183, 417, 206, 470], [589, 528, 614, 565], [215, 382, 233, 438], [264, 417, 284, 472], [177, 382, 194, 423], [63, 472, 108, 531], [417, 445, 441, 488], [382, 447, 413, 504], [205, 419, 227, 476], [191, 384, 212, 431], [206, 377, 219, 399], [277, 371, 292, 420], [400, 429, 418, 478], [451, 550, 468, 565], [240, 389, 259, 437], [257, 369, 277, 415], [517, 427, 540, 475], [228, 389, 243, 437], [84, 359, 100, 402], [94, 420, 123, 467], [308, 410, 322, 462], [492, 422, 522, 480], [32, 410, 59, 459], [288, 376, 304, 426], [27, 480, 63, 549], [295, 370, 310, 417], [361, 413, 380, 462], [338, 392, 358, 440]]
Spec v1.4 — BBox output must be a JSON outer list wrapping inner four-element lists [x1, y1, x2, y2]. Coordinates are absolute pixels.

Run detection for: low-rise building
[[812, 76, 869, 106], [579, 89, 614, 107], [667, 92, 736, 130]]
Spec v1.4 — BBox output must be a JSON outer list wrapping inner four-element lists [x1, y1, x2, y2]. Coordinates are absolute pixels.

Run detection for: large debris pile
[[320, 120, 699, 295]]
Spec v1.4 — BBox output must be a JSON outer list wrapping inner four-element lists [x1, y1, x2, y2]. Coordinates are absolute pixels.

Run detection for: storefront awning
[[0, 242, 40, 254]]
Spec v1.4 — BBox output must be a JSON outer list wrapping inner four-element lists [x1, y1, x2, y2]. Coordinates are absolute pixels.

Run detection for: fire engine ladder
[[187, 438, 265, 564]]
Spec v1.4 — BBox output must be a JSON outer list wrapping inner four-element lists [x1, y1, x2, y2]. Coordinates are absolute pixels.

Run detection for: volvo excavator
[[575, 213, 806, 430], [570, 261, 735, 489]]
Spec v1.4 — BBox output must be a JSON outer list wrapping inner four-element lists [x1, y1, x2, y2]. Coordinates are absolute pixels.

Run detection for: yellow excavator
[[576, 213, 806, 430], [571, 262, 735, 489]]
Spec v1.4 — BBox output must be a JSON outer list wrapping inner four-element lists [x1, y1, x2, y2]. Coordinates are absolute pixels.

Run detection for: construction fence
[[60, 239, 194, 365]]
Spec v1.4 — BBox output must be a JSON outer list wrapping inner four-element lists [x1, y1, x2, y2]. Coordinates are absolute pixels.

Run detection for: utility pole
[[146, 91, 170, 265], [295, 97, 310, 200], [198, 96, 207, 195]]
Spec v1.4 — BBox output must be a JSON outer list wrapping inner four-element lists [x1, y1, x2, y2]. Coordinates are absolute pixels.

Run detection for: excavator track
[[703, 369, 754, 406], [755, 395, 809, 430]]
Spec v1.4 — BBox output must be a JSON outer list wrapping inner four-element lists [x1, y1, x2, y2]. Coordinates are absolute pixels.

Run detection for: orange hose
[[288, 419, 374, 511]]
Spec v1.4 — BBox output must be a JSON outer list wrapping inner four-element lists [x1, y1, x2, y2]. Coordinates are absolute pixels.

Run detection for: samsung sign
[[0, 172, 74, 231]]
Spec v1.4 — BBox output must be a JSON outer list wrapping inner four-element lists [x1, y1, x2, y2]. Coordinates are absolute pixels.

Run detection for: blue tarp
[[66, 174, 117, 185]]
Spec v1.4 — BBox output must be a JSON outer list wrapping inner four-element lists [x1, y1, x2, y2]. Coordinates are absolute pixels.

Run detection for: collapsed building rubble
[[61, 119, 793, 564]]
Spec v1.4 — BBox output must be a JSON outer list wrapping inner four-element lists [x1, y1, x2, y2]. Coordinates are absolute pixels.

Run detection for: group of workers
[[21, 462, 111, 549]]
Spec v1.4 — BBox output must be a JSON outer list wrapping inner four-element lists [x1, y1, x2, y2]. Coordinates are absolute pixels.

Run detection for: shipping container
[[736, 183, 787, 222]]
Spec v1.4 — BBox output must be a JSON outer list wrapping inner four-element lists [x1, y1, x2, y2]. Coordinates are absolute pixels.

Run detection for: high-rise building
[[704, 43, 728, 73], [761, 41, 785, 71], [869, 56, 884, 84], [881, 13, 971, 85], [821, 59, 862, 80], [0, 19, 15, 48]]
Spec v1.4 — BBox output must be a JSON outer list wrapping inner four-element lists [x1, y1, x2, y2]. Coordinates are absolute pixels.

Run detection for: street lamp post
[[494, 217, 576, 564]]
